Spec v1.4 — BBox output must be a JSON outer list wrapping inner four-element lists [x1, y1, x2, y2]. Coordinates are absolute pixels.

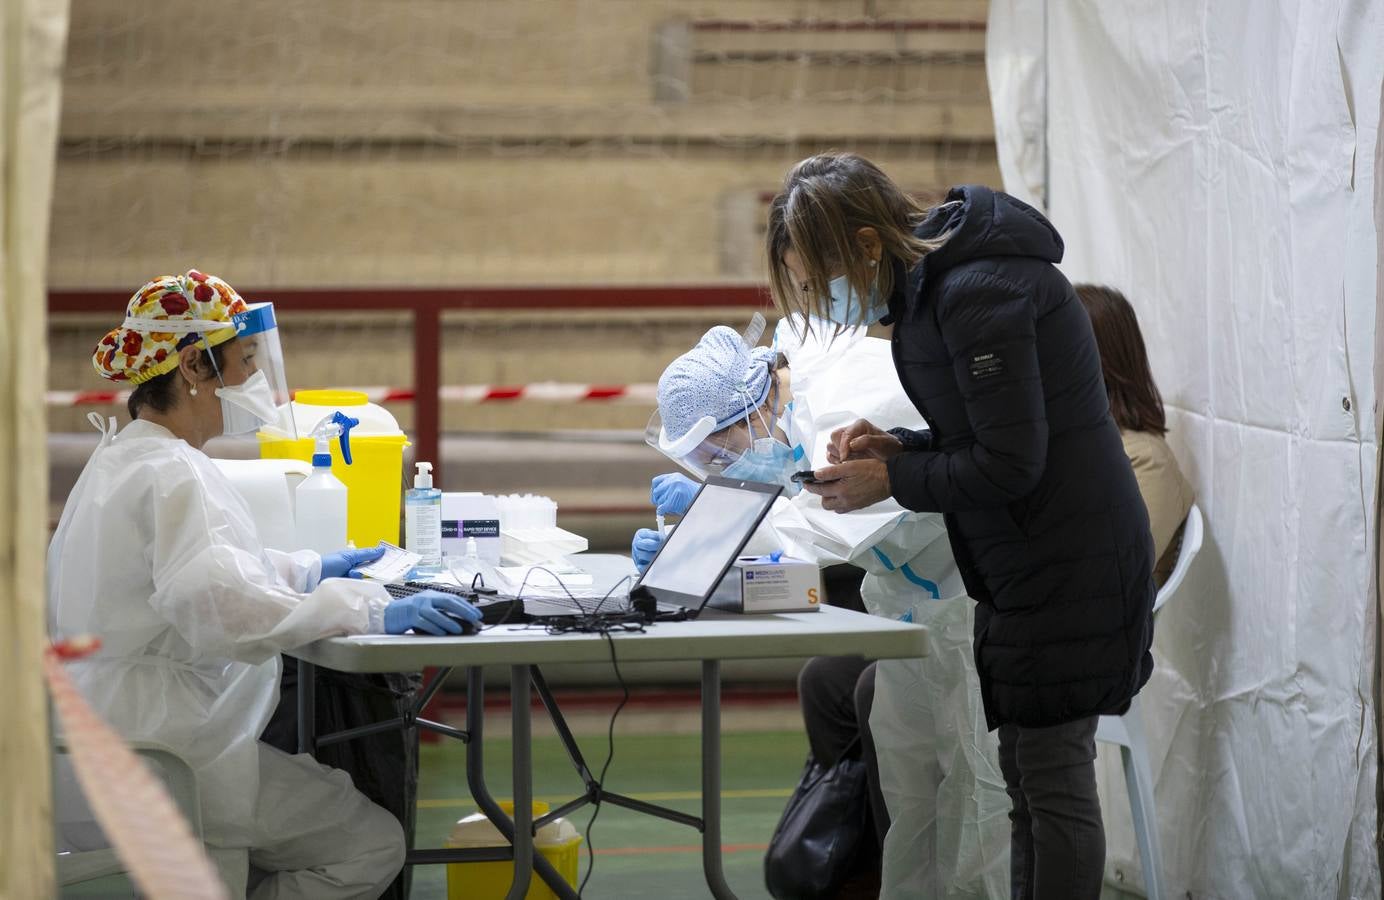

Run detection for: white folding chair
[[1096, 503, 1203, 900], [54, 738, 204, 886]]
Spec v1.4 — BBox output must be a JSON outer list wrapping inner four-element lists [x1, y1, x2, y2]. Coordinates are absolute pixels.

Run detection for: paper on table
[[355, 542, 421, 583], [492, 563, 612, 601]]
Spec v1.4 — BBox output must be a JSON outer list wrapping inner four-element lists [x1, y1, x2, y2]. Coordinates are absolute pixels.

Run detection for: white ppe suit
[[48, 419, 405, 898], [758, 318, 1010, 899]]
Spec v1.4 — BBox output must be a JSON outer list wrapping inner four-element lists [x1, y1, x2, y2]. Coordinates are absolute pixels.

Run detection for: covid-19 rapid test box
[[708, 555, 822, 614], [441, 492, 501, 564]]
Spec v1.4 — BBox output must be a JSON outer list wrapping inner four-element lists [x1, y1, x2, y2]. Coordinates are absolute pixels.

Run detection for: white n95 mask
[[217, 369, 281, 435]]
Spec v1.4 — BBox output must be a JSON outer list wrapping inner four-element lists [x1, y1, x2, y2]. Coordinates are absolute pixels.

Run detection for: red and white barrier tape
[[47, 383, 659, 407]]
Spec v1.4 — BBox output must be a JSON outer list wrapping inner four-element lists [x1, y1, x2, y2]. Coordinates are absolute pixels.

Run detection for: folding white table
[[288, 564, 928, 900]]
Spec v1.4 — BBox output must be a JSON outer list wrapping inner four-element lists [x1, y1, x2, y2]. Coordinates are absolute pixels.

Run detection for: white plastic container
[[296, 458, 348, 554]]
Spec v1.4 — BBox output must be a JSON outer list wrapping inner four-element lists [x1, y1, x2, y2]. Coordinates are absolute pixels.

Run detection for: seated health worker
[[48, 270, 481, 899], [1075, 284, 1194, 585], [635, 315, 1009, 898]]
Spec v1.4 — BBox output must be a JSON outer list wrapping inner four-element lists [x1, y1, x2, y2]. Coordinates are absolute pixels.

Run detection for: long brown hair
[[1074, 284, 1167, 435], [766, 153, 947, 332]]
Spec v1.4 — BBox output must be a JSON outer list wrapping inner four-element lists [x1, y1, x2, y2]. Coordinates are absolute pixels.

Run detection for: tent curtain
[[988, 1, 1383, 897], [0, 0, 70, 897], [1374, 65, 1384, 886]]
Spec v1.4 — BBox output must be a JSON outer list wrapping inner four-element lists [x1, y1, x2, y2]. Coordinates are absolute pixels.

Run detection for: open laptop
[[454, 476, 781, 623], [625, 475, 783, 622]]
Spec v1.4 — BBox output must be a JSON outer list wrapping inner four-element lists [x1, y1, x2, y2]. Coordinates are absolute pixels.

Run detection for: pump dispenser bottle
[[405, 461, 443, 572], [296, 412, 357, 554]]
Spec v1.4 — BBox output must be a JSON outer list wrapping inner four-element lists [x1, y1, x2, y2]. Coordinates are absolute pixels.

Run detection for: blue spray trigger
[[331, 411, 359, 465]]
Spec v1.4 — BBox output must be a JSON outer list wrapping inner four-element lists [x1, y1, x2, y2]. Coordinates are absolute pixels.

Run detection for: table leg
[[702, 660, 738, 900], [296, 659, 316, 754], [464, 668, 579, 900], [508, 664, 534, 900]]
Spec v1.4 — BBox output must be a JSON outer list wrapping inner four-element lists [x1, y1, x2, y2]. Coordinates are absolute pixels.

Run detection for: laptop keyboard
[[379, 581, 522, 625], [380, 580, 686, 622]]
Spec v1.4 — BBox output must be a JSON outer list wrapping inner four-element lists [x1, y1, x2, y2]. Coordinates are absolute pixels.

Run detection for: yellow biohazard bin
[[258, 389, 410, 548], [445, 801, 581, 900]]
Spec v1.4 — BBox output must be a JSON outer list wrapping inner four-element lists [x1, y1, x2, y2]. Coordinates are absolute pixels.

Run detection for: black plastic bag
[[764, 744, 870, 900], [261, 656, 422, 900]]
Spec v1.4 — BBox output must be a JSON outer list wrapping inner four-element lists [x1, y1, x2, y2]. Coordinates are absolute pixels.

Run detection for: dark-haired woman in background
[[1074, 285, 1194, 586]]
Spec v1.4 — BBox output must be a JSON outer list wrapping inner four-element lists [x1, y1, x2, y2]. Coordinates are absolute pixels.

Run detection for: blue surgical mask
[[723, 436, 802, 495], [826, 274, 884, 326], [720, 403, 804, 494]]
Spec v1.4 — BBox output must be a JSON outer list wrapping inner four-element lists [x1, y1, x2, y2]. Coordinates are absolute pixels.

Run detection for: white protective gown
[[48, 419, 401, 895], [758, 318, 1010, 899]]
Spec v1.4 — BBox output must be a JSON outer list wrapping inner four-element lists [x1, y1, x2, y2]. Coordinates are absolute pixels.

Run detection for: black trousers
[[796, 655, 890, 855], [261, 657, 422, 900], [997, 717, 1105, 900]]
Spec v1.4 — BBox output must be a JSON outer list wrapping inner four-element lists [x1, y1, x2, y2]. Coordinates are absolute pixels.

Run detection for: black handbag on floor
[[764, 741, 870, 900]]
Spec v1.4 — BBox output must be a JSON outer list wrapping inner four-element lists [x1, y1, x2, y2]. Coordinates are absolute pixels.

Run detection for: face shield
[[205, 302, 294, 436], [644, 371, 791, 479]]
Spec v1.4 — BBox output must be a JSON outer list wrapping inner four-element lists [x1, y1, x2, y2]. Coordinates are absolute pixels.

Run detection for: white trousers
[[207, 744, 406, 900]]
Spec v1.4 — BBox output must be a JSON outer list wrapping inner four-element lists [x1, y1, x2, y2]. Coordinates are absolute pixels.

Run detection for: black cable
[[457, 565, 640, 893], [510, 566, 634, 617], [460, 566, 632, 631], [577, 626, 629, 898]]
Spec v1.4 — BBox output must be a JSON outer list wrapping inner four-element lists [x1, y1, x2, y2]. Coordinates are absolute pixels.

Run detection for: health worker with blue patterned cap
[[645, 323, 805, 493]]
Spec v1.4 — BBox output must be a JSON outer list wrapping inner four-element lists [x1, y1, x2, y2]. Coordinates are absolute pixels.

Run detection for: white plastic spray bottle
[[295, 411, 358, 555]]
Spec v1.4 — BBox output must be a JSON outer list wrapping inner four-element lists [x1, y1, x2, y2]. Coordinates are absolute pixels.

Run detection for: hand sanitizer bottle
[[405, 461, 443, 573]]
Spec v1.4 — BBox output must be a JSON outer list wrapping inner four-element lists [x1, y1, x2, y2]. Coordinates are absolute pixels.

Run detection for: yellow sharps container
[[445, 801, 581, 900], [258, 390, 410, 548]]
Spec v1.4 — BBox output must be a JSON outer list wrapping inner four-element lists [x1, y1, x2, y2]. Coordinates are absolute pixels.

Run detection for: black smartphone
[[791, 469, 837, 485]]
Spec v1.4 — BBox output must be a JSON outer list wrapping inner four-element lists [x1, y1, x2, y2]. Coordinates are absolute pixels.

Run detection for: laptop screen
[[636, 479, 780, 601]]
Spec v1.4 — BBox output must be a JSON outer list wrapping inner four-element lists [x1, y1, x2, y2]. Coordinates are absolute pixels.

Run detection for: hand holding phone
[[791, 469, 838, 485]]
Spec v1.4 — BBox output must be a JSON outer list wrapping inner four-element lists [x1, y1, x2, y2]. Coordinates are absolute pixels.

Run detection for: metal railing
[[50, 286, 767, 484]]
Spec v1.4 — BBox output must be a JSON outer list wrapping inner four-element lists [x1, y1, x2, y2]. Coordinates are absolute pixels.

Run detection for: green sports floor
[[59, 694, 813, 900], [408, 728, 806, 899], [60, 693, 1143, 899]]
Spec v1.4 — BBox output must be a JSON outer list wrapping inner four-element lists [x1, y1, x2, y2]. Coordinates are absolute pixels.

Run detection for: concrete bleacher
[[50, 0, 997, 290]]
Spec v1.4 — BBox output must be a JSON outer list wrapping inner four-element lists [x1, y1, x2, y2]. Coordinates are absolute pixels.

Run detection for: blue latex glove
[[631, 528, 665, 572], [320, 545, 386, 580], [650, 472, 699, 516], [384, 590, 482, 636]]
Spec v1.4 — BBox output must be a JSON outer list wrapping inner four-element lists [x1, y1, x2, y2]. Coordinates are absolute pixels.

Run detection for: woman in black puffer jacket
[[771, 152, 1155, 900]]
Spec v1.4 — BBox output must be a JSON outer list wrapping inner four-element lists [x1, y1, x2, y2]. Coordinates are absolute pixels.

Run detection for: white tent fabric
[[987, 3, 1382, 898], [1, 0, 71, 895]]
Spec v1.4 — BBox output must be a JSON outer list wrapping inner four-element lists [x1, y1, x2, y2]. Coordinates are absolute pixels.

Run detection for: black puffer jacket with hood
[[882, 185, 1155, 730]]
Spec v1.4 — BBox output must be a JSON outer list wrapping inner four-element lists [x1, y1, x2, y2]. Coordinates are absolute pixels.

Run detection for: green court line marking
[[419, 787, 791, 809]]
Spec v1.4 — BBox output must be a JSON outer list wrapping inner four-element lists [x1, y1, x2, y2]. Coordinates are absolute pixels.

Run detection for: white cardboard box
[[440, 492, 502, 564], [707, 555, 822, 614]]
